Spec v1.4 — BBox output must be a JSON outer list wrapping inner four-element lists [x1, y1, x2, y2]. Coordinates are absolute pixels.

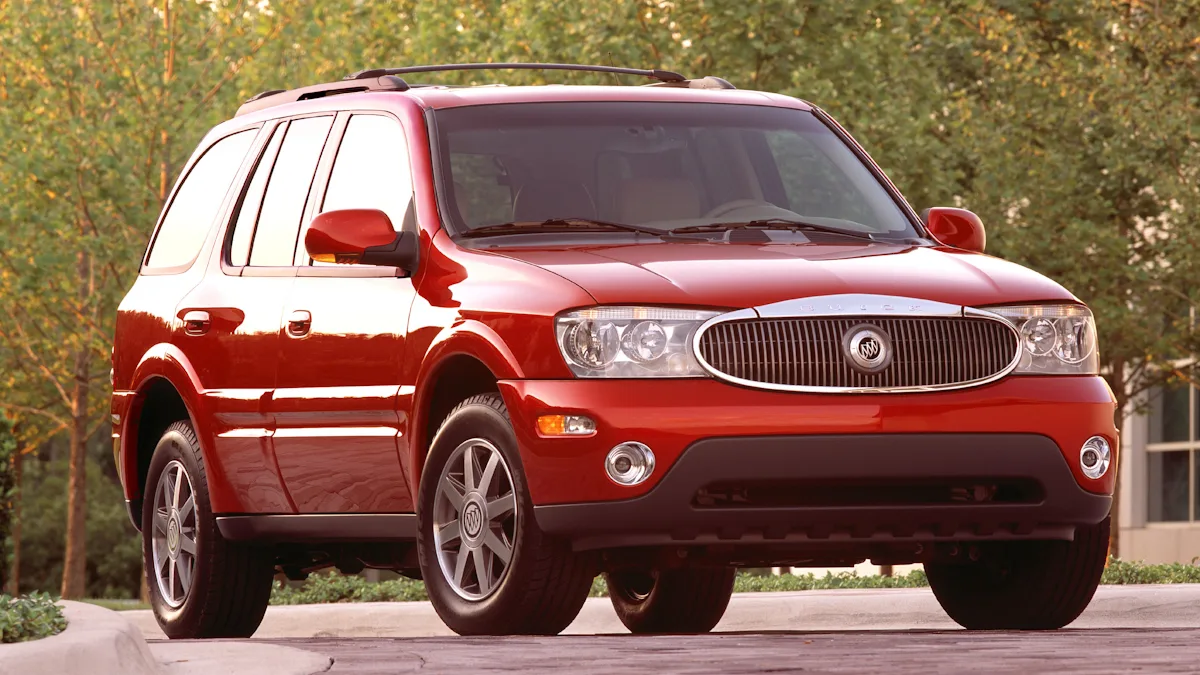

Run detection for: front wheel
[[926, 517, 1110, 630], [417, 394, 594, 635], [606, 567, 736, 634], [142, 421, 275, 638]]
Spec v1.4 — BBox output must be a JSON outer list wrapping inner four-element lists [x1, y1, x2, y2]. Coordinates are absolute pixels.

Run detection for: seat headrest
[[512, 180, 596, 222], [614, 179, 703, 224]]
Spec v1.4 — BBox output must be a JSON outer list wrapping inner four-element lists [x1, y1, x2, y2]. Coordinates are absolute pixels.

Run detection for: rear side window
[[320, 114, 413, 230], [146, 130, 254, 269], [248, 116, 333, 267], [227, 126, 285, 267]]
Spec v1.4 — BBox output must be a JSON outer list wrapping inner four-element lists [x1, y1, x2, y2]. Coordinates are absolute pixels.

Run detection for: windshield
[[433, 102, 920, 240]]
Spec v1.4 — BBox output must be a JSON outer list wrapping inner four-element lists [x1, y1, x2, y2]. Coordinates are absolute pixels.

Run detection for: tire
[[142, 420, 275, 639], [606, 567, 736, 634], [926, 517, 1110, 630], [417, 393, 593, 635]]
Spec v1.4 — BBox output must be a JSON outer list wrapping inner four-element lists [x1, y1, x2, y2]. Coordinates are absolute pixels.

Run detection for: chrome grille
[[696, 316, 1019, 392]]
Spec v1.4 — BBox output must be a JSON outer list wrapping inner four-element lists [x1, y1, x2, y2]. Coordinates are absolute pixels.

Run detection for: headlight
[[555, 307, 721, 377], [985, 304, 1098, 375]]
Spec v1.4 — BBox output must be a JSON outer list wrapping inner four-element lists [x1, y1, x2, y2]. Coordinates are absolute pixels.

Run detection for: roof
[[404, 84, 813, 111]]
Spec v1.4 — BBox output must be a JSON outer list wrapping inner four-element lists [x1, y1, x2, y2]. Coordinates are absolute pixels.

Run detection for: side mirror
[[305, 209, 418, 271], [923, 207, 986, 253]]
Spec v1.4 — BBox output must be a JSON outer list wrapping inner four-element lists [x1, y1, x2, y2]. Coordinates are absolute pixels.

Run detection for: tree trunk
[[8, 436, 21, 595], [61, 248, 93, 599], [61, 343, 91, 598]]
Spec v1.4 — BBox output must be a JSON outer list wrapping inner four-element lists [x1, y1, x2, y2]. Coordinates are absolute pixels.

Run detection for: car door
[[170, 124, 299, 514], [271, 112, 417, 513]]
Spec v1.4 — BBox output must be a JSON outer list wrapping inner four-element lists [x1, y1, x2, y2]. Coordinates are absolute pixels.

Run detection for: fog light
[[1080, 436, 1111, 480], [605, 442, 655, 486], [537, 415, 596, 437]]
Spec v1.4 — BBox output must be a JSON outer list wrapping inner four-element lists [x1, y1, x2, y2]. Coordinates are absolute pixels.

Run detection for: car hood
[[484, 241, 1077, 309]]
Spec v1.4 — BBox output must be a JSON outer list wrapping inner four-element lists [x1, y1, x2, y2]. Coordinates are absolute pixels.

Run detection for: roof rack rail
[[344, 62, 688, 84], [645, 75, 737, 90], [235, 75, 410, 117]]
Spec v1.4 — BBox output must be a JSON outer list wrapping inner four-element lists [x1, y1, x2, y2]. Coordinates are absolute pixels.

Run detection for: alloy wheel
[[433, 438, 518, 600], [151, 459, 198, 608]]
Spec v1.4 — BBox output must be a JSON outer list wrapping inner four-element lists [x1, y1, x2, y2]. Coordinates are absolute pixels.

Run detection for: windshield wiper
[[669, 218, 877, 240], [460, 218, 671, 238]]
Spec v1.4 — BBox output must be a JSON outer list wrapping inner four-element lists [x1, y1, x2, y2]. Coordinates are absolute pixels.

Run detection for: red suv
[[112, 63, 1116, 639]]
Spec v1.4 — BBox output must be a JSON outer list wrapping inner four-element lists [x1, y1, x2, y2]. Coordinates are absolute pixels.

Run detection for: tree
[[917, 0, 1200, 555], [0, 0, 291, 598]]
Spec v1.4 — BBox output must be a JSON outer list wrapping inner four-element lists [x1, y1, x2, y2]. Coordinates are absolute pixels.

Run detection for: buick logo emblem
[[462, 502, 484, 539], [844, 325, 892, 373]]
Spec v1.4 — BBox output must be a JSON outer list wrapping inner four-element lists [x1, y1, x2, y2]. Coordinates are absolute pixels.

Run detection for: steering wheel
[[703, 199, 780, 219]]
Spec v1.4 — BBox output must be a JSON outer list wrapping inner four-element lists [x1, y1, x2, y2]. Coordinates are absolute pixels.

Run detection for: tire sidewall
[[417, 400, 539, 633], [141, 423, 211, 636]]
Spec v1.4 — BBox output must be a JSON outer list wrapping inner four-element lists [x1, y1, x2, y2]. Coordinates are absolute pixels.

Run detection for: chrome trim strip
[[691, 294, 1022, 394], [755, 294, 963, 318]]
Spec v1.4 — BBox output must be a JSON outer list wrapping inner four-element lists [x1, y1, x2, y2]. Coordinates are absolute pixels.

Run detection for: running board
[[216, 514, 417, 542]]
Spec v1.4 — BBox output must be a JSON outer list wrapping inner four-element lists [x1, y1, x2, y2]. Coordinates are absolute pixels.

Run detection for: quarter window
[[1147, 378, 1200, 522], [146, 130, 255, 269], [248, 116, 334, 267]]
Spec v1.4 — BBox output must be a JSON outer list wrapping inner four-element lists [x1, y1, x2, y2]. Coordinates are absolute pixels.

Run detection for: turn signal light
[[537, 415, 596, 437]]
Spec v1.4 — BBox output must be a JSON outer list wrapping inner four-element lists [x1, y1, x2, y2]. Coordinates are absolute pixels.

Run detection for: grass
[[82, 598, 150, 612], [0, 592, 67, 643], [265, 557, 1200, 605]]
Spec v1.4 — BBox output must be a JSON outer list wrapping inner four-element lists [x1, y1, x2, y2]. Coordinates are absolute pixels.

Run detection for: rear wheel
[[417, 394, 594, 635], [606, 567, 736, 634], [926, 517, 1110, 630], [142, 421, 275, 639]]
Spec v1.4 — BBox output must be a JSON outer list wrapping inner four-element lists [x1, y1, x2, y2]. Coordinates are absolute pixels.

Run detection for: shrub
[[1102, 557, 1200, 584], [268, 558, 1200, 605], [0, 592, 67, 643]]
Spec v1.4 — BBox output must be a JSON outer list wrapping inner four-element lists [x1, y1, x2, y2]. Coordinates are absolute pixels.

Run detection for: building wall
[[1118, 384, 1200, 564]]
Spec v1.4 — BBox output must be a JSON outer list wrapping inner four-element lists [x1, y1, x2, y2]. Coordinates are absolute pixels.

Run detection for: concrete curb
[[125, 584, 1200, 639], [0, 601, 159, 675], [150, 640, 333, 675]]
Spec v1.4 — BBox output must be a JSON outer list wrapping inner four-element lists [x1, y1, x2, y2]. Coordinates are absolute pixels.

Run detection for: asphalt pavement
[[264, 628, 1200, 674], [137, 585, 1200, 674]]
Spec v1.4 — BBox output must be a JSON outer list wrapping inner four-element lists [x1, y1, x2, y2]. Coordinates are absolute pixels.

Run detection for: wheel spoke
[[172, 466, 183, 509], [452, 540, 469, 587], [178, 495, 195, 523], [168, 558, 177, 600], [483, 530, 512, 565], [477, 451, 500, 496], [153, 509, 169, 535], [179, 531, 197, 555], [473, 547, 490, 595], [153, 536, 169, 563], [439, 478, 466, 512], [439, 519, 461, 545], [177, 556, 192, 591], [486, 493, 516, 520], [463, 445, 477, 492]]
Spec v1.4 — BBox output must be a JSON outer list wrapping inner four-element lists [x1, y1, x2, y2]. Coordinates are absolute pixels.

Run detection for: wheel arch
[[410, 326, 522, 488], [120, 344, 208, 529]]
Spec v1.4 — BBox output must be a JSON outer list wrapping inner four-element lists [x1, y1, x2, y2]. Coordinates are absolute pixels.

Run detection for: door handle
[[287, 310, 312, 338], [182, 310, 211, 336]]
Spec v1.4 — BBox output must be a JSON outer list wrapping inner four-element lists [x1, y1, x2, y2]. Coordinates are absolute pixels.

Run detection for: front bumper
[[499, 375, 1118, 507], [533, 433, 1112, 551]]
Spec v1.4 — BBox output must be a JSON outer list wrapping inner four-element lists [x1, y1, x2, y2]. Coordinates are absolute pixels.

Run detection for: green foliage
[[270, 575, 430, 605], [270, 559, 1200, 605], [0, 592, 67, 643], [1103, 557, 1200, 585], [16, 456, 141, 599]]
